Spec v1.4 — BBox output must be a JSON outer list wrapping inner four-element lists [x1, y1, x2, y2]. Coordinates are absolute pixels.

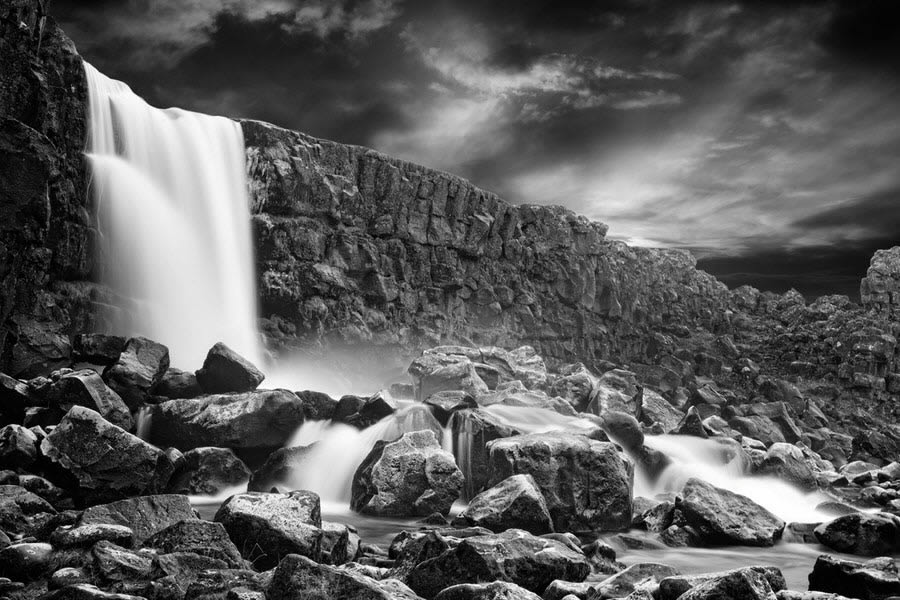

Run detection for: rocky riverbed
[[2, 336, 900, 600]]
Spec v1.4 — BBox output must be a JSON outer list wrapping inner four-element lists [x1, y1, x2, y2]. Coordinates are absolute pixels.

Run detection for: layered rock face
[[243, 119, 731, 367]]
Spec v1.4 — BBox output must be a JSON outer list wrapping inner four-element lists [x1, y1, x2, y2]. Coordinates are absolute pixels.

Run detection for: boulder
[[638, 390, 684, 433], [754, 443, 817, 491], [808, 554, 900, 600], [91, 539, 154, 582], [434, 581, 541, 600], [424, 391, 477, 426], [0, 542, 55, 580], [674, 407, 708, 438], [550, 363, 599, 413], [408, 353, 489, 401], [673, 566, 786, 600], [195, 342, 265, 394], [601, 411, 644, 452], [450, 408, 523, 499], [45, 369, 133, 431], [43, 585, 146, 600], [183, 568, 270, 600], [50, 523, 134, 549], [167, 447, 251, 495], [295, 390, 338, 421], [586, 370, 641, 417], [487, 433, 632, 532], [659, 566, 786, 600], [676, 478, 785, 546], [404, 529, 590, 599], [454, 474, 553, 535], [0, 484, 56, 534], [0, 424, 38, 469], [78, 494, 198, 544], [143, 520, 244, 568], [351, 430, 463, 517], [814, 513, 900, 556], [248, 445, 314, 492], [592, 563, 680, 599], [214, 490, 323, 569], [72, 334, 126, 365], [268, 553, 422, 600], [103, 337, 169, 409], [40, 406, 172, 502], [155, 368, 203, 399], [147, 389, 305, 451]]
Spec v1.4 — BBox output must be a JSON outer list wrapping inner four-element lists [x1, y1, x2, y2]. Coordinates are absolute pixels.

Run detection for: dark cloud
[[51, 0, 900, 299]]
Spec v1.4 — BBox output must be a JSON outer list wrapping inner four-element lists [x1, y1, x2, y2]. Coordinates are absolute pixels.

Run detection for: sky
[[53, 0, 900, 299]]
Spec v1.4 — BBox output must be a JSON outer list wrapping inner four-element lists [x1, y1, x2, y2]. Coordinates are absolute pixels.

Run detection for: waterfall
[[83, 62, 262, 368]]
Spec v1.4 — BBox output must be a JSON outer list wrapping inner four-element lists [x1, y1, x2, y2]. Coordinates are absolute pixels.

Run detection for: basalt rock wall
[[243, 119, 732, 368]]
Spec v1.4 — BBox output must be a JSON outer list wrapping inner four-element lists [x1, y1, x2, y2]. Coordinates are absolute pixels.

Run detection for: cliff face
[[243, 120, 732, 367]]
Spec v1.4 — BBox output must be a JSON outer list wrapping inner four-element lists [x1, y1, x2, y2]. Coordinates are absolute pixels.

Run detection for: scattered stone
[[0, 484, 56, 534], [592, 563, 680, 599], [195, 342, 265, 393], [45, 369, 133, 431], [659, 566, 787, 600], [144, 519, 244, 568], [0, 542, 54, 580], [155, 368, 203, 399], [434, 581, 541, 600]]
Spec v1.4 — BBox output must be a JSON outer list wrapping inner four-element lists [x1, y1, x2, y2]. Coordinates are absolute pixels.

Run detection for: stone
[[167, 447, 251, 495], [814, 513, 900, 556], [434, 581, 541, 600], [592, 563, 680, 599], [148, 389, 305, 451], [674, 407, 708, 438], [754, 443, 818, 491], [40, 406, 172, 502], [487, 433, 633, 532], [454, 474, 553, 535], [638, 390, 684, 433], [0, 542, 54, 580], [408, 353, 489, 401], [155, 368, 203, 399], [195, 342, 265, 393], [658, 567, 787, 600], [103, 336, 169, 409], [676, 478, 785, 546], [248, 445, 314, 493], [214, 490, 323, 570], [91, 540, 154, 582], [49, 567, 94, 589], [295, 390, 338, 421], [268, 554, 422, 600], [79, 494, 198, 544], [143, 520, 244, 568], [50, 523, 134, 548], [320, 521, 355, 565], [423, 391, 477, 426], [73, 334, 126, 365], [184, 569, 270, 600], [601, 411, 644, 452], [451, 408, 523, 499], [45, 369, 133, 431], [808, 554, 900, 600], [404, 529, 590, 599], [0, 424, 38, 468], [586, 370, 641, 417], [351, 430, 463, 517]]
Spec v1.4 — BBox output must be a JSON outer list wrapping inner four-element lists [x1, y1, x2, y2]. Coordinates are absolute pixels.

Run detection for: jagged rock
[[320, 521, 355, 565], [147, 389, 305, 451], [674, 407, 708, 438], [451, 408, 523, 499], [50, 523, 134, 548], [352, 430, 462, 517], [404, 529, 590, 599], [143, 520, 244, 568], [91, 540, 153, 582], [103, 337, 169, 409], [214, 490, 323, 569], [40, 406, 172, 502], [728, 415, 786, 446], [195, 342, 265, 393], [638, 389, 684, 433], [44, 585, 146, 600], [295, 390, 338, 421], [248, 445, 315, 492], [167, 447, 251, 495], [49, 567, 94, 589], [268, 554, 422, 600], [184, 568, 270, 600], [434, 581, 541, 600], [775, 592, 856, 600], [155, 368, 203, 399], [45, 369, 133, 431], [814, 513, 900, 556], [72, 334, 126, 365], [478, 382, 576, 416], [341, 393, 397, 429], [487, 432, 632, 532], [150, 552, 229, 592], [592, 563, 680, 599], [601, 411, 644, 452], [0, 373, 33, 422], [676, 478, 785, 546], [79, 494, 198, 544], [408, 353, 489, 401], [423, 391, 477, 426], [658, 566, 786, 600], [550, 364, 599, 413], [454, 474, 553, 535], [586, 369, 641, 417], [754, 443, 817, 491], [808, 554, 900, 600], [0, 424, 38, 468]]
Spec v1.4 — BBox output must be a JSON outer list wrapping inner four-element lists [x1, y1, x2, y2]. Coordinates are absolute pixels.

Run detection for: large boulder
[[147, 389, 305, 451], [434, 582, 540, 600], [639, 389, 684, 433], [450, 408, 523, 499], [351, 430, 463, 517], [586, 369, 641, 417], [808, 554, 900, 600], [753, 443, 817, 491], [78, 494, 198, 544], [248, 445, 315, 492], [675, 478, 785, 546], [45, 370, 133, 431], [659, 566, 786, 600], [408, 353, 489, 401], [486, 433, 632, 532], [143, 520, 245, 568], [40, 406, 172, 502], [0, 484, 56, 534], [454, 474, 553, 535], [591, 563, 680, 599], [195, 342, 265, 394], [668, 566, 787, 600], [814, 513, 900, 556], [404, 529, 590, 599], [103, 337, 169, 409], [0, 424, 38, 469], [167, 447, 251, 495], [268, 554, 421, 600], [72, 334, 126, 365], [214, 490, 323, 570]]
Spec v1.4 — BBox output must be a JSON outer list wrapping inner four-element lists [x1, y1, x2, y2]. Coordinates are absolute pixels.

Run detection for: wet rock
[[91, 540, 153, 582], [0, 373, 34, 423], [0, 484, 55, 535], [150, 552, 229, 591], [79, 494, 197, 544], [676, 478, 785, 546], [586, 370, 641, 417], [0, 541, 54, 579], [351, 430, 463, 517], [144, 520, 244, 568], [147, 389, 305, 452], [155, 368, 203, 400], [423, 391, 477, 426], [45, 370, 133, 431], [673, 407, 708, 438], [320, 521, 356, 565], [808, 554, 900, 600], [103, 337, 169, 409], [45, 585, 146, 600], [775, 591, 856, 600], [72, 334, 126, 365], [638, 390, 684, 433], [601, 411, 644, 452], [754, 443, 818, 491], [214, 490, 323, 569], [487, 433, 633, 532], [341, 393, 397, 429], [404, 528, 590, 599], [433, 581, 541, 600], [593, 563, 680, 599], [0, 424, 38, 468], [409, 353, 490, 402], [50, 523, 134, 548], [167, 447, 251, 495], [248, 445, 315, 493], [550, 364, 599, 413], [49, 567, 94, 589], [183, 568, 270, 600], [195, 342, 265, 394], [814, 513, 900, 556], [269, 553, 421, 600], [450, 408, 523, 499], [454, 474, 553, 535], [295, 390, 338, 421], [658, 566, 786, 600], [40, 406, 172, 502]]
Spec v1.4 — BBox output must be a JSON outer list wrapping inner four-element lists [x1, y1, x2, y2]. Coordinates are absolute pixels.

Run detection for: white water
[[84, 62, 262, 369]]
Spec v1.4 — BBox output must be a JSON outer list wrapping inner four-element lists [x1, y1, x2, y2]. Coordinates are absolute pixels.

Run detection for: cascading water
[[83, 62, 262, 368]]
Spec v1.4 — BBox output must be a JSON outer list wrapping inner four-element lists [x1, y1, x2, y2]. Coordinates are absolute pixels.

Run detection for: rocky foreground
[[2, 335, 900, 600]]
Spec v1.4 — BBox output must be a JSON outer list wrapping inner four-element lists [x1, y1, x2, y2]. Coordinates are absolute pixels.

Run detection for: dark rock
[[754, 443, 817, 491], [295, 390, 337, 421], [408, 353, 488, 402], [44, 585, 146, 600], [586, 370, 641, 417], [183, 569, 270, 600], [214, 490, 323, 570], [320, 521, 355, 565], [814, 513, 900, 556], [79, 494, 198, 544], [49, 567, 94, 589], [143, 520, 244, 568], [351, 430, 463, 517], [591, 563, 680, 599], [450, 408, 523, 499], [341, 393, 397, 429], [167, 447, 251, 495], [433, 581, 540, 600], [404, 528, 590, 599], [423, 391, 477, 426], [676, 478, 785, 546], [601, 411, 644, 453], [72, 334, 126, 365], [0, 424, 38, 468], [268, 553, 421, 600], [147, 389, 305, 452], [155, 368, 203, 400], [0, 373, 34, 422], [639, 389, 684, 433], [486, 433, 633, 533], [103, 337, 169, 409], [658, 566, 786, 600], [45, 369, 133, 431], [40, 406, 172, 502], [454, 474, 553, 535], [248, 446, 314, 493], [195, 343, 265, 394], [808, 554, 900, 600], [50, 523, 134, 548], [0, 484, 56, 534], [674, 407, 708, 438], [91, 540, 153, 582], [0, 541, 54, 579]]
